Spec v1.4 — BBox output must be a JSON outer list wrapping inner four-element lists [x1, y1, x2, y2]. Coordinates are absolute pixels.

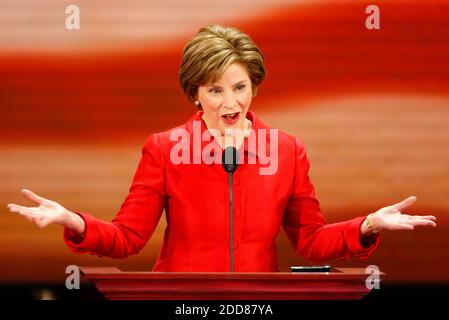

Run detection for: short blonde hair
[[179, 24, 266, 106]]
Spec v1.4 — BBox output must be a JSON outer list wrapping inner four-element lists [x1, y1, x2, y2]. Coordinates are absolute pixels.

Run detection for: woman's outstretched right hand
[[7, 189, 85, 235]]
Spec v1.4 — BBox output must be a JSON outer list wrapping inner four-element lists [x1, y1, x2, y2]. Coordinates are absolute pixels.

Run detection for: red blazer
[[64, 110, 380, 271]]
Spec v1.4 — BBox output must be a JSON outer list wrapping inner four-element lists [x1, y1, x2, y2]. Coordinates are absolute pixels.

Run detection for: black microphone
[[222, 146, 239, 173], [222, 147, 239, 272]]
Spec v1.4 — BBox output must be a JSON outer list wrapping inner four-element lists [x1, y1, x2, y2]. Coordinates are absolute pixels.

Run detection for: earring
[[195, 100, 200, 106]]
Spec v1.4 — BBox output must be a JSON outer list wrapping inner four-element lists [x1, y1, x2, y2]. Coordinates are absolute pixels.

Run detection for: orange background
[[0, 0, 448, 285]]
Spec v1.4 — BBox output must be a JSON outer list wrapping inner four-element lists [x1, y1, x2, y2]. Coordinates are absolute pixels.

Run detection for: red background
[[1, 0, 448, 285]]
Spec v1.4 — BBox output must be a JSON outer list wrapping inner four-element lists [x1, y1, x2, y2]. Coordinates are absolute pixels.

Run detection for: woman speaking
[[7, 25, 436, 272]]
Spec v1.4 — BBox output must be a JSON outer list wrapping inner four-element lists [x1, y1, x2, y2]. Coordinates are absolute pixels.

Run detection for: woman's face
[[196, 62, 253, 135]]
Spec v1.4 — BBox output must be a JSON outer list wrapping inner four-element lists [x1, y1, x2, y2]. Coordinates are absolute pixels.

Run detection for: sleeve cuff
[[63, 211, 103, 256], [342, 216, 381, 259]]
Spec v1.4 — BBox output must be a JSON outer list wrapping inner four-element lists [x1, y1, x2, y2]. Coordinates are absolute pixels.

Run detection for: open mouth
[[221, 112, 240, 124]]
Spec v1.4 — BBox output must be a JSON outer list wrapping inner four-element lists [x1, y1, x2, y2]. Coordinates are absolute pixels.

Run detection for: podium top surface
[[80, 266, 384, 280]]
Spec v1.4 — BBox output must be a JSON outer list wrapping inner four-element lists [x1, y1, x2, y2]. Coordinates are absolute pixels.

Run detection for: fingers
[[386, 216, 437, 231], [8, 204, 36, 222], [393, 196, 417, 212], [21, 189, 47, 205], [402, 214, 437, 221], [7, 204, 49, 228], [408, 218, 437, 228], [7, 204, 36, 216]]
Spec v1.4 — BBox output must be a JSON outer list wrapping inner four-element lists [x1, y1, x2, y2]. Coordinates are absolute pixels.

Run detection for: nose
[[222, 90, 238, 109]]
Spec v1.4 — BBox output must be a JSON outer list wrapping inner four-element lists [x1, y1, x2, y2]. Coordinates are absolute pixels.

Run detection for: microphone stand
[[222, 147, 239, 272], [229, 171, 234, 272]]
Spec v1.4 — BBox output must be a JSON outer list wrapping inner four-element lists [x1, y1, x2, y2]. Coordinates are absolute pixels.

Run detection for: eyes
[[208, 84, 247, 94]]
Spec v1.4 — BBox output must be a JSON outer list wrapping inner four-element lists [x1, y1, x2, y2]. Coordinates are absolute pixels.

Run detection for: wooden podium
[[80, 267, 383, 300]]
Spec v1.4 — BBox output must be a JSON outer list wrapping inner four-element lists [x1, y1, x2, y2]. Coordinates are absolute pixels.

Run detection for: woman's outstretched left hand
[[362, 196, 437, 235]]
